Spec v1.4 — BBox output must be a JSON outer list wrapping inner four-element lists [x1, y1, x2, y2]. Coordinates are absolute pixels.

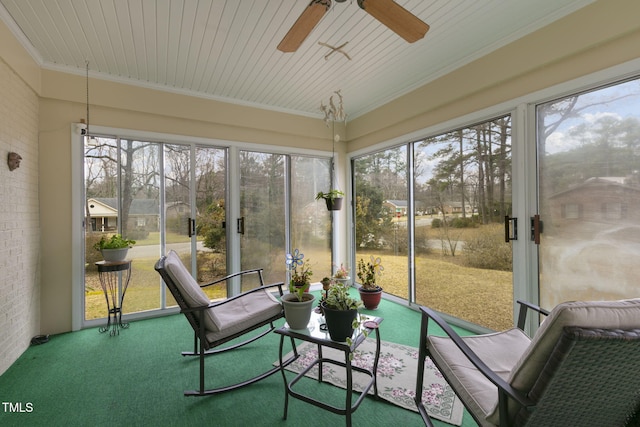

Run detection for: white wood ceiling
[[0, 0, 593, 120]]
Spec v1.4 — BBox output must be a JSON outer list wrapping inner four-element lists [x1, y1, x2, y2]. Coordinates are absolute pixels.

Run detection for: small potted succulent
[[357, 256, 384, 310], [93, 234, 136, 262], [315, 189, 345, 211], [332, 263, 350, 285], [281, 249, 315, 329]]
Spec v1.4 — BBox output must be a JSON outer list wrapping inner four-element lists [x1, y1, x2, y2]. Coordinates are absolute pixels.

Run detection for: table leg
[[373, 327, 381, 397], [279, 334, 289, 420], [317, 344, 323, 382], [345, 348, 353, 427]]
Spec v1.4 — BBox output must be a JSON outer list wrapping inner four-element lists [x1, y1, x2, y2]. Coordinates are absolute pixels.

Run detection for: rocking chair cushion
[[486, 298, 640, 424], [163, 250, 218, 331], [428, 327, 531, 421], [162, 250, 282, 336], [205, 290, 282, 343]]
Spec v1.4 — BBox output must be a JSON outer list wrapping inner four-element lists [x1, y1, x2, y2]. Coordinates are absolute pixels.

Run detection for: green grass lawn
[[86, 224, 513, 330]]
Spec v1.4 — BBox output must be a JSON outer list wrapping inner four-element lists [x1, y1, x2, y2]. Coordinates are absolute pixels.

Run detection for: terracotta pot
[[321, 301, 357, 342], [292, 281, 310, 293], [358, 286, 383, 310]]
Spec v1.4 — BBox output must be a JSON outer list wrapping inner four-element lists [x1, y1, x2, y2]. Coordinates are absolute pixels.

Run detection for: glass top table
[[275, 309, 383, 427]]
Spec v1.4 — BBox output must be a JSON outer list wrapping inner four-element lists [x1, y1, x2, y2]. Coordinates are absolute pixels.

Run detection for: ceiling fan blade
[[357, 0, 429, 43], [278, 0, 332, 53]]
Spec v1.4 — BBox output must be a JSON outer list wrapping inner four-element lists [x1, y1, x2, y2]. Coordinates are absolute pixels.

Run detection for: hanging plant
[[316, 189, 344, 211], [319, 90, 346, 211]]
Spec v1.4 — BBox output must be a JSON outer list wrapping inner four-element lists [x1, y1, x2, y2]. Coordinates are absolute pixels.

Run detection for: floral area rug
[[276, 338, 463, 426]]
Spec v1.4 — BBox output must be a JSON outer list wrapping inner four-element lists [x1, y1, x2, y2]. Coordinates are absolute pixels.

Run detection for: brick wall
[[0, 57, 40, 375]]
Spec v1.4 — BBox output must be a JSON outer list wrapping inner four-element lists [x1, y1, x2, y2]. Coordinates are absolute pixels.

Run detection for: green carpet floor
[[0, 291, 477, 427]]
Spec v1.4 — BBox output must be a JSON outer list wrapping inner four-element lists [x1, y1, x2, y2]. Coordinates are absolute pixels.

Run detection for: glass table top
[[279, 307, 383, 344]]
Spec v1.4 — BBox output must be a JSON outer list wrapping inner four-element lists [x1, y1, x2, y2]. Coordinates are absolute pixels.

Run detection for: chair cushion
[[486, 298, 640, 425], [162, 250, 218, 332], [205, 289, 282, 343], [428, 328, 531, 426]]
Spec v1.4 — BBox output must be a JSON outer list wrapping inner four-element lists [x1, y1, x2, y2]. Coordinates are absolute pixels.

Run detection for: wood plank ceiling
[[0, 0, 593, 120]]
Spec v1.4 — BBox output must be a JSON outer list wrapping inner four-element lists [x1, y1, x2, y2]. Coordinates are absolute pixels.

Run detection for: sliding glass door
[[83, 135, 331, 325], [353, 146, 409, 300], [83, 136, 227, 321], [412, 117, 513, 331], [536, 78, 640, 309], [238, 151, 332, 289], [352, 116, 513, 331], [238, 151, 286, 288]]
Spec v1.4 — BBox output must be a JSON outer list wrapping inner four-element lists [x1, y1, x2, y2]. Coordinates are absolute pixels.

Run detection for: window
[[537, 77, 640, 309], [352, 115, 514, 331]]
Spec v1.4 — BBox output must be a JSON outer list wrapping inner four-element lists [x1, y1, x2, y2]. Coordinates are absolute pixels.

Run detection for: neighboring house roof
[[88, 198, 161, 216], [87, 198, 118, 216], [384, 200, 407, 208], [549, 177, 640, 199]]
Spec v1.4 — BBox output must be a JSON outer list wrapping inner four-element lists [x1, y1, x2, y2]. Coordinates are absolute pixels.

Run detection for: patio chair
[[155, 250, 298, 396], [415, 298, 640, 426]]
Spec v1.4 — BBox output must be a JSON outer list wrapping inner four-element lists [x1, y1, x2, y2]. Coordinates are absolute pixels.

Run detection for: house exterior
[[384, 200, 408, 217], [548, 177, 640, 226], [87, 198, 189, 232], [428, 202, 474, 216]]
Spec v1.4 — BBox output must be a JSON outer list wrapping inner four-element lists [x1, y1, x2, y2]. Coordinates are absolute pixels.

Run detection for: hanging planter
[[316, 190, 345, 211], [325, 197, 343, 211]]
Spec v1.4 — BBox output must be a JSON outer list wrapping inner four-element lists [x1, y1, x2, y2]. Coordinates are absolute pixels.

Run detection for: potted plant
[[320, 282, 363, 342], [332, 263, 350, 285], [357, 256, 384, 310], [320, 276, 332, 301], [93, 234, 136, 262], [315, 189, 345, 211], [281, 249, 315, 329]]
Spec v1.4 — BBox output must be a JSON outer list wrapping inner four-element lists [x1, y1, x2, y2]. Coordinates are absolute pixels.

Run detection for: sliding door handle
[[237, 217, 245, 235], [531, 214, 542, 244], [504, 216, 517, 242], [187, 218, 196, 237]]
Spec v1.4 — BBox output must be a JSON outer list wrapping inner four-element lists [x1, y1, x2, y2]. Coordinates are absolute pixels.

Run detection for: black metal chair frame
[[155, 256, 299, 396], [416, 300, 640, 426]]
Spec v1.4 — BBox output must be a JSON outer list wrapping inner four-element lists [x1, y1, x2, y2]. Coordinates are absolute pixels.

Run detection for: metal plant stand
[[95, 260, 132, 336]]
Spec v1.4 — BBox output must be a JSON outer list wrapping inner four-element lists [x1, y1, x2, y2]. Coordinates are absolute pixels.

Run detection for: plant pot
[[333, 276, 350, 286], [281, 293, 315, 329], [358, 286, 383, 310], [292, 281, 310, 293], [325, 197, 343, 211], [101, 248, 129, 262], [321, 301, 358, 342]]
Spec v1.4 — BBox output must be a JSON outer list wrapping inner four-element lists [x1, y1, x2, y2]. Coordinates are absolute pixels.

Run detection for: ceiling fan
[[277, 0, 429, 53]]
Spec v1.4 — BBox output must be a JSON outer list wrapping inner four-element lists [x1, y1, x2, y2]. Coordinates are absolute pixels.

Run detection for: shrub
[[431, 218, 442, 228], [126, 229, 149, 241], [85, 233, 104, 266], [463, 224, 512, 271], [450, 217, 477, 228]]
